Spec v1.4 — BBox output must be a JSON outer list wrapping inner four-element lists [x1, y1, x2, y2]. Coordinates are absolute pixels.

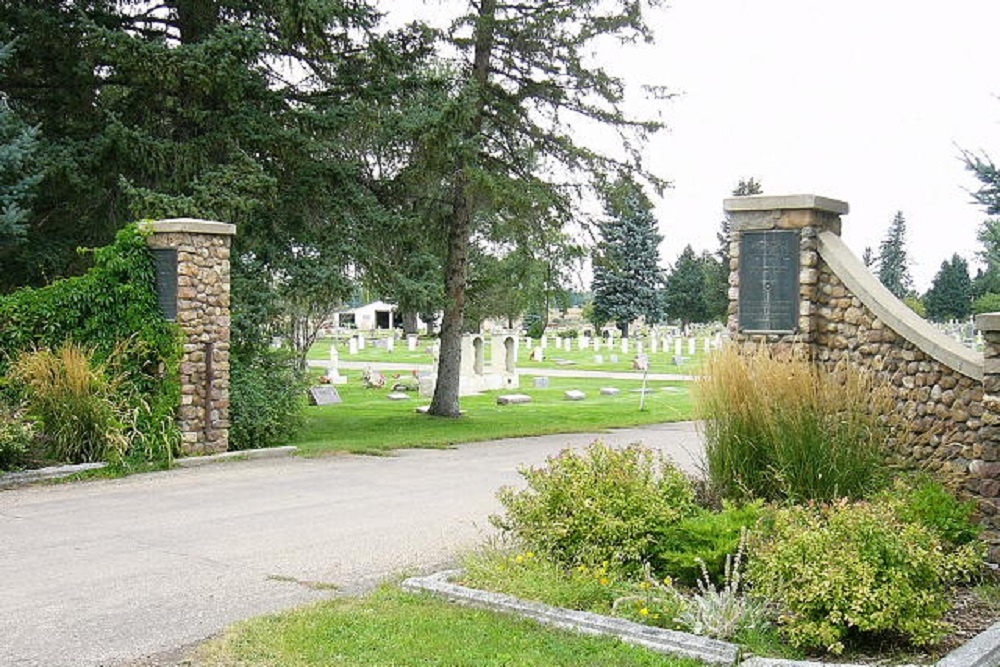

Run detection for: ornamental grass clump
[[491, 440, 697, 574], [12, 343, 127, 464], [697, 345, 891, 503]]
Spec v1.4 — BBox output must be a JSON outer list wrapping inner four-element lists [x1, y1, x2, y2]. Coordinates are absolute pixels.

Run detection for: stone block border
[[173, 445, 297, 468], [402, 570, 739, 665], [0, 462, 107, 489], [403, 570, 1000, 667]]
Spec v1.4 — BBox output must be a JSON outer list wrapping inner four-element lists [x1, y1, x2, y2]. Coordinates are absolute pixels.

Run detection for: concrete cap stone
[[977, 313, 1000, 333], [142, 218, 237, 235], [724, 194, 849, 215]]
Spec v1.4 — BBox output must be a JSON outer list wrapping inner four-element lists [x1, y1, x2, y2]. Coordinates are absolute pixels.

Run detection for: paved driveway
[[0, 422, 702, 667]]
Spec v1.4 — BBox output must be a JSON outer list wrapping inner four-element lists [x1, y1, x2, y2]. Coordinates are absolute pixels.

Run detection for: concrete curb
[[0, 462, 108, 489], [402, 570, 740, 666], [172, 445, 298, 468], [404, 570, 1000, 667]]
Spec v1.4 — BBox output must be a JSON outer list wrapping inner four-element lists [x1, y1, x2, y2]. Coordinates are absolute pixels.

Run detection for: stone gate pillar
[[143, 218, 235, 455], [723, 194, 848, 352], [975, 313, 1000, 556]]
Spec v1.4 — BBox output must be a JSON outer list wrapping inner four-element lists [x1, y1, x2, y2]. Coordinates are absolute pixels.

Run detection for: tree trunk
[[401, 311, 419, 336], [427, 0, 496, 418]]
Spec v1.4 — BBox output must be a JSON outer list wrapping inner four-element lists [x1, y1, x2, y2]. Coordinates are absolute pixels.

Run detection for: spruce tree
[[591, 177, 664, 337], [663, 245, 709, 330], [924, 254, 972, 322], [876, 211, 913, 299], [0, 42, 39, 247]]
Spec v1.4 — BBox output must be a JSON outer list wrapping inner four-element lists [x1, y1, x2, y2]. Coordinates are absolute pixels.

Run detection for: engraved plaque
[[151, 248, 178, 321], [738, 230, 799, 333], [309, 385, 342, 405]]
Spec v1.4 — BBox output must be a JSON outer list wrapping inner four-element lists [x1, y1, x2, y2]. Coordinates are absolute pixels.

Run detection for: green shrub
[[747, 499, 985, 654], [0, 402, 34, 471], [491, 441, 697, 573], [653, 501, 764, 586], [878, 475, 982, 547], [697, 346, 890, 503], [229, 349, 307, 450], [12, 344, 127, 464], [0, 224, 181, 465]]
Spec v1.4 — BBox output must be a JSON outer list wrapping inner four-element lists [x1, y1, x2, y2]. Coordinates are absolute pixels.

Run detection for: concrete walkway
[[0, 422, 703, 667]]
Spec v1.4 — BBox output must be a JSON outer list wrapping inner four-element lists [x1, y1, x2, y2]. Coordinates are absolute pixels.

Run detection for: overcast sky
[[388, 1, 1000, 292]]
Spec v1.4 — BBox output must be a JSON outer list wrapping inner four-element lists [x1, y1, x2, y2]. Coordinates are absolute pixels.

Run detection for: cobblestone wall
[[145, 219, 235, 455], [725, 195, 1000, 557]]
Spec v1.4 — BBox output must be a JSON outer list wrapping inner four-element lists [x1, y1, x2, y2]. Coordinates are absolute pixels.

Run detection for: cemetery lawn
[[292, 376, 693, 455], [197, 584, 705, 667]]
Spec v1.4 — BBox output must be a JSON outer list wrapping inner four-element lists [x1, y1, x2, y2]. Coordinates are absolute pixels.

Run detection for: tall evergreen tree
[[876, 211, 913, 299], [0, 41, 41, 248], [662, 245, 708, 330], [591, 177, 664, 337], [423, 0, 668, 417], [924, 254, 972, 322]]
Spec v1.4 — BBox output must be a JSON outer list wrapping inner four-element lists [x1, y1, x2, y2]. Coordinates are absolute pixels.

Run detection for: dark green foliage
[[879, 476, 982, 547], [924, 254, 972, 322], [653, 502, 763, 586], [973, 291, 1000, 315], [876, 211, 913, 299], [591, 177, 665, 337], [0, 224, 181, 463], [0, 42, 40, 248], [662, 245, 709, 329], [229, 349, 307, 450], [492, 441, 697, 574]]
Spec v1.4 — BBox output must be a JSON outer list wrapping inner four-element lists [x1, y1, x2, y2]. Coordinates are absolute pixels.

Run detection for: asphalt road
[[0, 422, 703, 667]]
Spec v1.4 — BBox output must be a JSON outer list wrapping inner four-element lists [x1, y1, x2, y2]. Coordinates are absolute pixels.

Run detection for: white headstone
[[348, 337, 358, 355], [610, 354, 619, 363], [357, 335, 366, 351], [688, 337, 696, 355], [386, 336, 395, 353], [407, 335, 418, 352], [541, 335, 548, 349], [637, 341, 644, 355], [579, 335, 589, 351], [555, 336, 563, 350], [564, 390, 586, 401], [594, 354, 604, 364], [593, 337, 601, 351], [675, 338, 683, 355], [531, 346, 544, 362], [650, 338, 658, 354], [621, 338, 629, 354]]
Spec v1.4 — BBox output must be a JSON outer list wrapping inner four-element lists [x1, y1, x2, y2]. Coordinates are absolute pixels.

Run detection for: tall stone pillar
[[975, 313, 1000, 558], [723, 194, 848, 352], [144, 218, 235, 455]]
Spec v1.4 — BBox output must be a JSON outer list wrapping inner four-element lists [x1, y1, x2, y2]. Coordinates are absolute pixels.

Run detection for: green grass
[[307, 335, 712, 375], [291, 375, 693, 455], [197, 584, 706, 667]]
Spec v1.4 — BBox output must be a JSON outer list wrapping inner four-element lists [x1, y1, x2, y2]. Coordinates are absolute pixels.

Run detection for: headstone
[[407, 335, 418, 352], [594, 354, 604, 364], [555, 336, 563, 350], [386, 336, 395, 353], [688, 338, 697, 355], [703, 337, 711, 353], [326, 345, 347, 385], [621, 338, 629, 354], [564, 390, 586, 401], [633, 354, 649, 372], [600, 387, 620, 396], [309, 385, 342, 405], [636, 341, 644, 355], [579, 335, 589, 351], [610, 354, 619, 363], [541, 335, 548, 349], [415, 405, 431, 414], [674, 338, 683, 356], [387, 392, 409, 401], [593, 337, 601, 351], [357, 335, 366, 351], [348, 337, 358, 355], [533, 376, 550, 389], [497, 393, 532, 405], [662, 337, 669, 353], [650, 338, 659, 354], [530, 346, 544, 362], [673, 355, 689, 366]]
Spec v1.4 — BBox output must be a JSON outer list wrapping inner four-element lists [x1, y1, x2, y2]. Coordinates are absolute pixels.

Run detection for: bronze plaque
[[151, 248, 178, 321], [738, 230, 799, 333]]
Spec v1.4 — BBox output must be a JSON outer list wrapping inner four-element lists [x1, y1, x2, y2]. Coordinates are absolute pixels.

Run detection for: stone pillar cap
[[977, 312, 1000, 332], [724, 194, 849, 215], [141, 218, 236, 235]]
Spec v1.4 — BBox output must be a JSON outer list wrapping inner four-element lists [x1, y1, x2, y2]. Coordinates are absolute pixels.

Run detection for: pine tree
[[924, 254, 972, 322], [876, 211, 913, 299], [663, 245, 708, 330], [591, 177, 664, 337]]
